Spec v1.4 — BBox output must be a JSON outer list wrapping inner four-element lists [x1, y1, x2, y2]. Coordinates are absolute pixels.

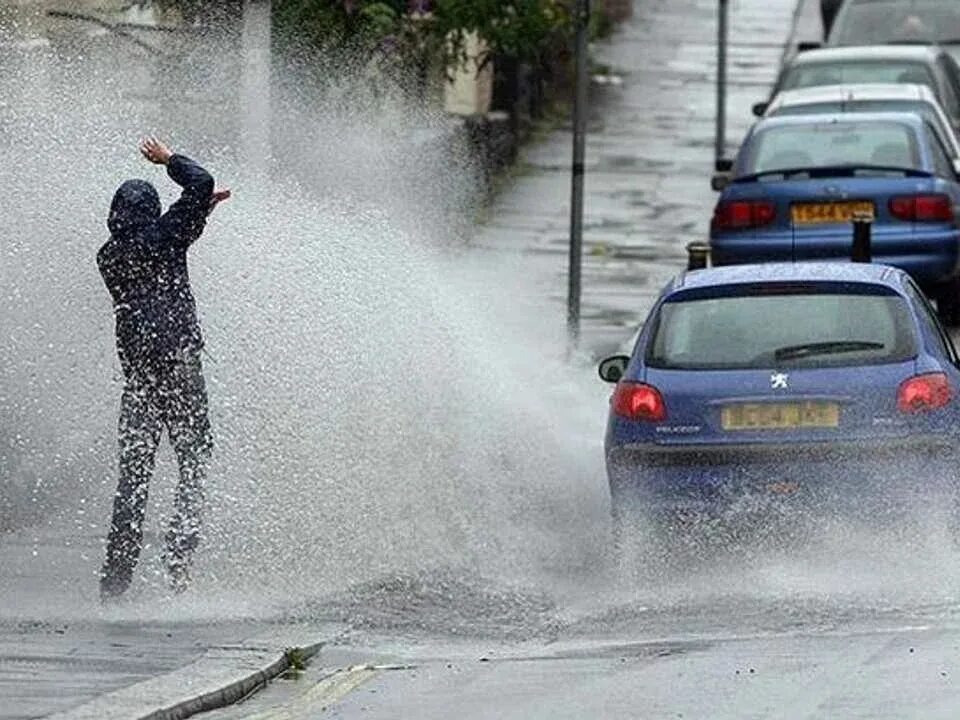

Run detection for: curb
[[138, 642, 325, 720]]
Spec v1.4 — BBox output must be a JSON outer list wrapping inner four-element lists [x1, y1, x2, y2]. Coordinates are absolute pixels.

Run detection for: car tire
[[936, 279, 960, 327]]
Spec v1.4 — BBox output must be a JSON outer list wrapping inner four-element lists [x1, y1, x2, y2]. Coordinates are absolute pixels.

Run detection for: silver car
[[756, 83, 960, 160]]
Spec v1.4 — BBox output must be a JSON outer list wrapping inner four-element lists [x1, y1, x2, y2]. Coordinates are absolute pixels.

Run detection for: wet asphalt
[[6, 0, 960, 718]]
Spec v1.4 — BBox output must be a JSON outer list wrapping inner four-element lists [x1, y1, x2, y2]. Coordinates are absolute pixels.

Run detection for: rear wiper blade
[[774, 340, 885, 361], [735, 163, 931, 183]]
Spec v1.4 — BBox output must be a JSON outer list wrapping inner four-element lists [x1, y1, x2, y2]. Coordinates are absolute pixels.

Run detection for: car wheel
[[935, 279, 960, 327]]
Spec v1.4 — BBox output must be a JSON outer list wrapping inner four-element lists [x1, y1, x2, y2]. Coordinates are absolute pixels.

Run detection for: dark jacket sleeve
[[158, 154, 215, 250]]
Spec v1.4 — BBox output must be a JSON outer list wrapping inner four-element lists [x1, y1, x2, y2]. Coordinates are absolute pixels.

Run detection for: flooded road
[[4, 0, 960, 718]]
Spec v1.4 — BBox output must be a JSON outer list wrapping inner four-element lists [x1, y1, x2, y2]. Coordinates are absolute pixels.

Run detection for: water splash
[[0, 5, 609, 621]]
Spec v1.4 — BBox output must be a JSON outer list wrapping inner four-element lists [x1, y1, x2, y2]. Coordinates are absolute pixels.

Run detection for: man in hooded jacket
[[98, 137, 229, 599]]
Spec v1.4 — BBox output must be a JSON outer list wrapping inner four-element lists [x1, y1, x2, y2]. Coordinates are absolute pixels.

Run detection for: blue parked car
[[710, 112, 960, 324], [599, 263, 960, 559]]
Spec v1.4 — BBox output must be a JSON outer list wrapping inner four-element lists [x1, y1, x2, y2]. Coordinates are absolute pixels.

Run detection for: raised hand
[[208, 188, 232, 215], [139, 136, 173, 165]]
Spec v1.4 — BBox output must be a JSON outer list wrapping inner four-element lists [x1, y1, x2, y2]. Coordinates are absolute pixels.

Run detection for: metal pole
[[715, 0, 729, 166], [851, 215, 873, 263], [686, 241, 711, 271], [568, 0, 590, 346]]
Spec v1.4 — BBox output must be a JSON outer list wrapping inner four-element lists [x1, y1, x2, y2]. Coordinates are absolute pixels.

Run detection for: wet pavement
[[473, 0, 818, 357]]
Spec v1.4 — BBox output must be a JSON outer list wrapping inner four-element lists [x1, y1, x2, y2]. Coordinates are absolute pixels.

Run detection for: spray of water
[[0, 5, 610, 625]]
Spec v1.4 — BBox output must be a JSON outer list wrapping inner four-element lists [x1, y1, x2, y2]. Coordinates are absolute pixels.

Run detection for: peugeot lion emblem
[[771, 372, 789, 390]]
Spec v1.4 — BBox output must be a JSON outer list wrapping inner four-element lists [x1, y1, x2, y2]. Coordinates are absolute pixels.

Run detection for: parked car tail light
[[897, 372, 953, 413], [712, 199, 777, 231], [612, 382, 667, 422], [888, 194, 954, 222]]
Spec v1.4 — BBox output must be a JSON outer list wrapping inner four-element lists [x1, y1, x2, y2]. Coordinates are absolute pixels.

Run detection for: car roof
[[771, 83, 934, 106], [750, 110, 928, 132], [668, 262, 908, 293], [790, 45, 943, 66]]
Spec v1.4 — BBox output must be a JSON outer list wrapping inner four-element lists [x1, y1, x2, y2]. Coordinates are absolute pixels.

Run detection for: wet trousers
[[100, 353, 212, 596]]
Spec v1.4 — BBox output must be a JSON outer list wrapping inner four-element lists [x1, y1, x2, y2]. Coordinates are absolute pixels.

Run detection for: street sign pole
[[715, 0, 729, 167], [568, 0, 590, 347]]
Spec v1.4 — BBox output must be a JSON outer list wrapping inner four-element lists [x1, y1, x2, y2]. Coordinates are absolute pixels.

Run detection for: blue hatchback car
[[599, 263, 960, 550], [710, 112, 960, 323]]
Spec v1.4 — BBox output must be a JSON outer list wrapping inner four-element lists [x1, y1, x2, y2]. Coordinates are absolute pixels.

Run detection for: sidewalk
[[472, 0, 821, 356]]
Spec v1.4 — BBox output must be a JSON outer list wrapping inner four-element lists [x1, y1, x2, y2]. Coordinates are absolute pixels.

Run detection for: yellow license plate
[[721, 402, 840, 431], [791, 201, 874, 225]]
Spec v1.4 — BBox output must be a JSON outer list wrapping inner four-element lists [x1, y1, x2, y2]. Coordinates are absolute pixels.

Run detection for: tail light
[[889, 194, 954, 222], [712, 199, 777, 231], [612, 382, 667, 422], [897, 372, 953, 413]]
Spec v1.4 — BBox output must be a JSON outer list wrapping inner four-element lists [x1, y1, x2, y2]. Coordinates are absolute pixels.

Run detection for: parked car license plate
[[722, 402, 840, 430], [791, 201, 874, 225]]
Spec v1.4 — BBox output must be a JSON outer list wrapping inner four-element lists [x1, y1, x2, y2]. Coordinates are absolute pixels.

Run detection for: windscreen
[[746, 121, 920, 173], [648, 291, 917, 370], [782, 61, 936, 92], [832, 0, 960, 45]]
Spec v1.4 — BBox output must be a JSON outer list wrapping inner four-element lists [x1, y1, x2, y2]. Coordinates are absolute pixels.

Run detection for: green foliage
[[272, 1, 404, 54], [272, 0, 577, 69], [434, 0, 573, 68]]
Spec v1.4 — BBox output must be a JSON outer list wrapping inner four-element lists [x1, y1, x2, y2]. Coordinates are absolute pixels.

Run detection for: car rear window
[[647, 290, 917, 370], [746, 121, 920, 173], [771, 99, 937, 127], [782, 61, 936, 92], [831, 0, 960, 45]]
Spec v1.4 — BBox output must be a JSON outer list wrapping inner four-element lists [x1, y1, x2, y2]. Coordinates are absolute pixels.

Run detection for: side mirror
[[715, 158, 733, 173], [797, 41, 822, 52], [711, 173, 731, 192], [751, 101, 769, 117], [598, 355, 630, 384]]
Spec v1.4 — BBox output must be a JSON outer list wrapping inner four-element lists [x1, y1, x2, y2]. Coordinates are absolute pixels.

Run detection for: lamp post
[[567, 0, 590, 346], [715, 0, 729, 167]]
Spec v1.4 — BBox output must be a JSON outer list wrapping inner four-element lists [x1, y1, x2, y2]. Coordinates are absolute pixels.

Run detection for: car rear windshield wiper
[[736, 163, 931, 183], [774, 340, 886, 361]]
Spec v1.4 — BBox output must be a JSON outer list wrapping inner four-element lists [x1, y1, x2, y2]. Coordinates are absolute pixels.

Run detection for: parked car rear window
[[648, 290, 917, 370], [831, 0, 960, 46], [782, 61, 936, 92], [770, 100, 945, 137], [746, 121, 920, 173]]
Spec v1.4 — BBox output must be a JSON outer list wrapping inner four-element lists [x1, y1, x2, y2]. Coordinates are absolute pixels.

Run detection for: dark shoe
[[99, 569, 132, 602]]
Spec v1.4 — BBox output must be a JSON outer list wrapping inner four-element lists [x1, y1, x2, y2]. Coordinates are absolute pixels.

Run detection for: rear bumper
[[606, 436, 960, 513], [711, 227, 960, 287]]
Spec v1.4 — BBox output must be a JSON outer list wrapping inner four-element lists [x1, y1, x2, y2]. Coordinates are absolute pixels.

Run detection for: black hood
[[108, 179, 161, 236]]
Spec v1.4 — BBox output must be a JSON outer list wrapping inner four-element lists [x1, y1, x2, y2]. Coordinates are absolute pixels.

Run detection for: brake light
[[612, 382, 667, 422], [712, 199, 777, 231], [897, 372, 953, 413], [889, 194, 954, 222]]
